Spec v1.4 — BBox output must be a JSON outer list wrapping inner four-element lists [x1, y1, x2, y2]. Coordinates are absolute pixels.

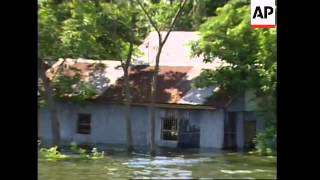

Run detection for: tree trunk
[[137, 0, 187, 156], [124, 0, 135, 153], [149, 47, 163, 156], [124, 69, 134, 152], [38, 60, 61, 147]]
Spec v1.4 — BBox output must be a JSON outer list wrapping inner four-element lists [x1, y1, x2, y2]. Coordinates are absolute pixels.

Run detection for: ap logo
[[251, 0, 276, 28]]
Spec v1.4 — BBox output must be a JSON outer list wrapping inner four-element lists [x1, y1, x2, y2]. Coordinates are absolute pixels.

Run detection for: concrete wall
[[39, 103, 149, 146], [154, 108, 224, 148], [38, 103, 225, 149], [199, 109, 224, 148], [38, 108, 52, 142]]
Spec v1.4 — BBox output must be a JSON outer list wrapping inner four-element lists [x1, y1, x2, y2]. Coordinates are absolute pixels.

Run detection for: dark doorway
[[244, 120, 256, 149], [177, 117, 200, 148], [224, 112, 237, 149]]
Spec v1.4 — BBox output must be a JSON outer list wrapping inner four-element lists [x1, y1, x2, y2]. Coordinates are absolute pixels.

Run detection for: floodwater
[[38, 147, 276, 179]]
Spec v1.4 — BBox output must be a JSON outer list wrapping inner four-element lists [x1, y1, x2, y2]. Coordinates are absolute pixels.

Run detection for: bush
[[69, 142, 104, 160], [39, 146, 69, 161], [39, 144, 105, 161], [254, 126, 276, 156], [70, 142, 88, 158]]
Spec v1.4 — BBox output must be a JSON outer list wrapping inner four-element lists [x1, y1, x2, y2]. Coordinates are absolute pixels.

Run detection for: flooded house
[[38, 31, 264, 150]]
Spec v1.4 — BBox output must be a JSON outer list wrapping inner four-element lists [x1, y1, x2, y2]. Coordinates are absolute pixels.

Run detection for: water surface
[[38, 147, 276, 179]]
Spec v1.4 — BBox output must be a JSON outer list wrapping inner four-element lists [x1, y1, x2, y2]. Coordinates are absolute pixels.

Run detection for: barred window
[[161, 110, 178, 141]]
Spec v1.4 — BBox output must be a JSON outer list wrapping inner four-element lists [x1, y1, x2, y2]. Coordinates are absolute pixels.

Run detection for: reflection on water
[[38, 147, 276, 179]]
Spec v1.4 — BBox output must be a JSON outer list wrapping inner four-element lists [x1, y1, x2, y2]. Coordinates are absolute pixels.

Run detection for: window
[[77, 114, 91, 134], [161, 110, 178, 141]]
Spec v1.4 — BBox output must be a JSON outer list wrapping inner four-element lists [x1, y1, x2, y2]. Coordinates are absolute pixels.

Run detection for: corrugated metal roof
[[45, 31, 232, 108]]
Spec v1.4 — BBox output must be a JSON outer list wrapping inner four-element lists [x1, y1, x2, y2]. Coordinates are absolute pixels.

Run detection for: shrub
[[69, 142, 104, 160], [39, 146, 69, 161], [254, 126, 276, 156]]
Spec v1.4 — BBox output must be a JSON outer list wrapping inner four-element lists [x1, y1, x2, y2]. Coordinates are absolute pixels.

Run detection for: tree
[[50, 67, 100, 103], [38, 0, 141, 149], [38, 0, 70, 147], [109, 0, 139, 153], [140, 0, 230, 32], [136, 0, 188, 156], [188, 0, 229, 28], [38, 59, 61, 147], [191, 0, 276, 154]]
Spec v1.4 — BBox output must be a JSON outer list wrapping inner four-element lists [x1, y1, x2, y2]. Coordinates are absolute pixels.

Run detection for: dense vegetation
[[191, 0, 276, 155]]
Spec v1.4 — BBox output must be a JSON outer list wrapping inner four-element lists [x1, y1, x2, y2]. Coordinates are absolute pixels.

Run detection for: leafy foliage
[[40, 143, 105, 161], [192, 0, 276, 97], [39, 0, 137, 60], [70, 142, 105, 160], [191, 0, 276, 155], [39, 146, 69, 161], [38, 79, 47, 107], [141, 0, 229, 31], [51, 73, 98, 103], [254, 127, 276, 156], [38, 0, 144, 103], [145, 1, 192, 30], [200, 0, 230, 17], [144, 0, 229, 31]]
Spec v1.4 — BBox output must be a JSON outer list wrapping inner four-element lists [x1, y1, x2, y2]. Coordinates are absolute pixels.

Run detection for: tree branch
[[51, 59, 67, 80], [124, 15, 135, 71], [161, 0, 187, 46], [135, 0, 161, 38]]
